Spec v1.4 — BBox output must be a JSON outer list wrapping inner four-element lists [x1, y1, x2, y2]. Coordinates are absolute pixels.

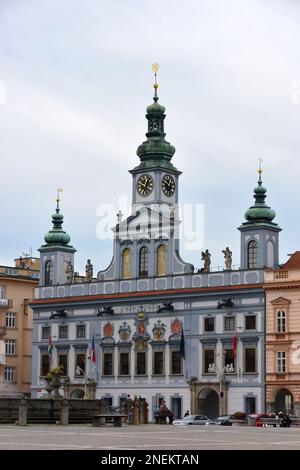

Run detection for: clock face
[[137, 174, 153, 196], [162, 174, 175, 197]]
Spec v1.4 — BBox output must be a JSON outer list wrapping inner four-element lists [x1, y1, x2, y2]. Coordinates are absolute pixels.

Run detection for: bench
[[92, 414, 127, 427]]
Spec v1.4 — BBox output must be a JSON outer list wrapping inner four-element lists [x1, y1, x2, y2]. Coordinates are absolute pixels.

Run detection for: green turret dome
[[44, 200, 71, 246], [243, 172, 276, 224], [133, 79, 177, 172]]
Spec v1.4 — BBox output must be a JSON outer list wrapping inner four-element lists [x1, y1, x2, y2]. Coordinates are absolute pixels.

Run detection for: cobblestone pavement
[[0, 424, 300, 450]]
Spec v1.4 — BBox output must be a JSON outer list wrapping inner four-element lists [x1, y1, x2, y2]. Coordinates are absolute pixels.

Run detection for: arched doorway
[[198, 388, 219, 418], [274, 388, 294, 414], [70, 388, 85, 399]]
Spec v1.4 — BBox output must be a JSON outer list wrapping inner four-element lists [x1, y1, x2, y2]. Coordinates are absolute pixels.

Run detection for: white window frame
[[6, 312, 16, 328], [4, 366, 15, 382], [277, 310, 286, 333], [0, 286, 4, 299], [277, 351, 286, 373], [5, 339, 16, 355]]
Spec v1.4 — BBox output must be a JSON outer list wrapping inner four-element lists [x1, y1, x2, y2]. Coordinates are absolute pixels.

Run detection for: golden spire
[[152, 63, 159, 99], [56, 187, 63, 209], [258, 158, 263, 175]]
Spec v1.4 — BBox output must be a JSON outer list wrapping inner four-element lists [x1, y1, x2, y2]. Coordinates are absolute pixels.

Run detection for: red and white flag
[[91, 335, 96, 365], [233, 330, 237, 358]]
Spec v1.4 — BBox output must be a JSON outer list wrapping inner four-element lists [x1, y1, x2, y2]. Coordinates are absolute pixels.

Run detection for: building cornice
[[30, 282, 263, 308], [264, 281, 300, 290]]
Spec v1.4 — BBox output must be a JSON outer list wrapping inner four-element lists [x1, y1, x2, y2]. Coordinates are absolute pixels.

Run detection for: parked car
[[248, 413, 270, 427], [173, 414, 211, 425], [206, 415, 233, 426]]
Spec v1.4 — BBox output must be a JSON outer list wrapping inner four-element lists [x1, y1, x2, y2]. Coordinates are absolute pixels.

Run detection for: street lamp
[[75, 366, 88, 399], [208, 362, 234, 416]]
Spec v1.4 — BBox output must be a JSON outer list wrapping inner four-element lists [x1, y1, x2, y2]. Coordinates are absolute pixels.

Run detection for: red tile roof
[[281, 251, 300, 269]]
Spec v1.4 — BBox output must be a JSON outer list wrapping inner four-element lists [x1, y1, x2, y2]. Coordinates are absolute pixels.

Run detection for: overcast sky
[[0, 0, 300, 274]]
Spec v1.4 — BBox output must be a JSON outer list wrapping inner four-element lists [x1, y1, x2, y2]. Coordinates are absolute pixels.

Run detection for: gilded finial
[[152, 63, 159, 100], [258, 158, 263, 185], [56, 187, 63, 209], [258, 158, 263, 175]]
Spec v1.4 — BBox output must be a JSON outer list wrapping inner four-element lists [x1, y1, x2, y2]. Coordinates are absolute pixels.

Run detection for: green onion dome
[[44, 205, 71, 246], [244, 175, 276, 223]]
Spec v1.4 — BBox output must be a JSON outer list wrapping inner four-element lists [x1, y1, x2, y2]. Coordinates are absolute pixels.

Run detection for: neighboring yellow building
[[0, 257, 39, 397], [265, 252, 300, 417]]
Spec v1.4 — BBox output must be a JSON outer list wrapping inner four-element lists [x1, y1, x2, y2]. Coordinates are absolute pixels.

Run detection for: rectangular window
[[277, 351, 286, 373], [245, 315, 256, 330], [59, 325, 68, 339], [5, 312, 16, 328], [224, 349, 235, 370], [245, 348, 256, 373], [75, 353, 86, 375], [224, 316, 235, 331], [245, 397, 256, 414], [76, 325, 86, 339], [42, 326, 51, 340], [153, 351, 164, 375], [136, 352, 146, 375], [4, 366, 15, 382], [0, 286, 4, 299], [204, 317, 215, 332], [103, 353, 113, 376], [171, 350, 182, 375], [41, 354, 50, 376], [204, 349, 215, 374], [5, 339, 16, 355], [58, 354, 68, 376], [119, 352, 129, 376]]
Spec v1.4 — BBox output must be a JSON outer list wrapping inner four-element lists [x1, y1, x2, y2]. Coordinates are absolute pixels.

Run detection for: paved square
[[0, 424, 300, 450]]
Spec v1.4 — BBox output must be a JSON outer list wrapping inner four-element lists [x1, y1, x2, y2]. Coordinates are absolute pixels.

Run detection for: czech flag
[[91, 335, 96, 364]]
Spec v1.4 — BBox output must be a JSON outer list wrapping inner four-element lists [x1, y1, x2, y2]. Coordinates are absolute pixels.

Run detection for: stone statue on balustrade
[[65, 261, 74, 284], [85, 259, 93, 282], [222, 246, 232, 270], [201, 249, 211, 273]]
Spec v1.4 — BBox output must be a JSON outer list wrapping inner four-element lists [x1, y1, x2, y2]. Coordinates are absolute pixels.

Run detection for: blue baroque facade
[[31, 81, 281, 420]]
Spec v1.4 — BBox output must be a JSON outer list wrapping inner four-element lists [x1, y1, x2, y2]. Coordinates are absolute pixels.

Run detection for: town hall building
[[30, 72, 281, 420]]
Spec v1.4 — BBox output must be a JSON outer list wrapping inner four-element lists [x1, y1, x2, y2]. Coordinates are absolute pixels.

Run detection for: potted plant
[[230, 411, 248, 426]]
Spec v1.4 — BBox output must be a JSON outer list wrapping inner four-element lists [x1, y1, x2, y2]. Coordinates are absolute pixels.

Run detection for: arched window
[[277, 310, 286, 333], [122, 248, 131, 279], [45, 260, 53, 285], [156, 244, 167, 276], [247, 240, 258, 269], [139, 246, 149, 278]]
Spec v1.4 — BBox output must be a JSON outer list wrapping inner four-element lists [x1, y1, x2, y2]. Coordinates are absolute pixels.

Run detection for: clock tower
[[98, 66, 193, 281], [130, 64, 181, 213]]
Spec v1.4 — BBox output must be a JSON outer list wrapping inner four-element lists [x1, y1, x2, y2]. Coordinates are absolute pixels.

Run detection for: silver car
[[173, 414, 211, 425]]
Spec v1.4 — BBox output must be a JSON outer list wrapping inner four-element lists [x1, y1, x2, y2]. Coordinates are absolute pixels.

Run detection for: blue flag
[[180, 329, 185, 359]]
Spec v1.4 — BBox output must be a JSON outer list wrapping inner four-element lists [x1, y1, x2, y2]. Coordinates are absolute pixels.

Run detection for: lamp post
[[208, 362, 234, 416], [75, 366, 88, 399]]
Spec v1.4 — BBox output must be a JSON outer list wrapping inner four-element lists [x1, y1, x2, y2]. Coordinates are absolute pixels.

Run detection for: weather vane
[[56, 187, 63, 207], [258, 158, 263, 176], [152, 63, 159, 96]]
